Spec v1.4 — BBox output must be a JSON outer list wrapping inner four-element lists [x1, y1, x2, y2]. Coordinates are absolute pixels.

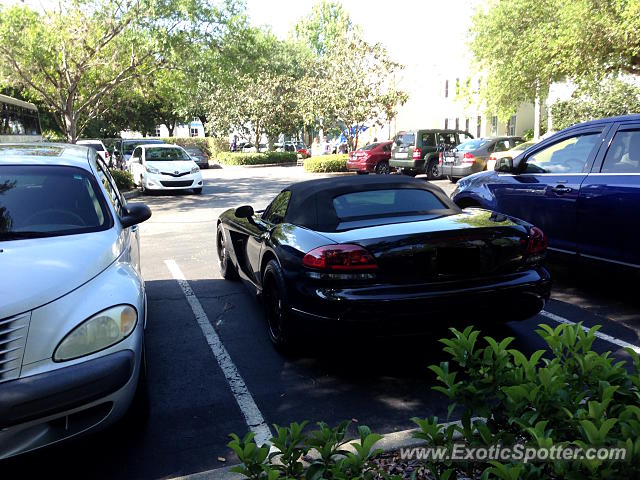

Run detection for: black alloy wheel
[[262, 260, 292, 351], [375, 161, 390, 174], [217, 225, 238, 280]]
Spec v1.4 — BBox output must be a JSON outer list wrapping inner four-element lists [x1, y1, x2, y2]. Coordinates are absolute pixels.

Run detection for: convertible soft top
[[284, 175, 461, 231]]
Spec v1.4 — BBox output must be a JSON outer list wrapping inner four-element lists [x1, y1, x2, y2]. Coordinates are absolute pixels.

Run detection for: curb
[[220, 162, 298, 168], [123, 189, 141, 200], [169, 419, 473, 480]]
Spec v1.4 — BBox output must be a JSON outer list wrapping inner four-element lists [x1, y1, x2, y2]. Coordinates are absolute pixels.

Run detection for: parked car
[[184, 145, 210, 169], [114, 138, 164, 169], [128, 144, 203, 194], [390, 129, 474, 179], [242, 143, 268, 153], [277, 142, 309, 158], [441, 136, 524, 182], [0, 143, 151, 459], [295, 142, 310, 158], [77, 139, 110, 165], [487, 140, 538, 171], [346, 141, 393, 174], [452, 114, 640, 268], [216, 175, 551, 350]]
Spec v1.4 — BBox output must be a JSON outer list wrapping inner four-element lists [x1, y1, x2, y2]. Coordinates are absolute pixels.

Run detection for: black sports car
[[216, 175, 551, 349]]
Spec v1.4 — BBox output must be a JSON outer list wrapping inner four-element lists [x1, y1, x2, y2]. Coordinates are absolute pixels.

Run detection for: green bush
[[411, 322, 640, 478], [303, 154, 348, 173], [110, 169, 135, 191], [228, 421, 393, 480], [216, 151, 297, 166]]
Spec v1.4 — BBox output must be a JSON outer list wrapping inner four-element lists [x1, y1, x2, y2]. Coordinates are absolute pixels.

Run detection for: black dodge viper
[[216, 175, 551, 349]]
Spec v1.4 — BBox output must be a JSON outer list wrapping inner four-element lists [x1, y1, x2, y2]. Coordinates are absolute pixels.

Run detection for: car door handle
[[551, 185, 573, 194]]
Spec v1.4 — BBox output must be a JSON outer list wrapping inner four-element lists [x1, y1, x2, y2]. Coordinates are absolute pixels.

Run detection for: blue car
[[451, 115, 640, 269]]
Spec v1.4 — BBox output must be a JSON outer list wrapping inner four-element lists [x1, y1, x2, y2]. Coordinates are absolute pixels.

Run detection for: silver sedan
[[0, 143, 151, 459]]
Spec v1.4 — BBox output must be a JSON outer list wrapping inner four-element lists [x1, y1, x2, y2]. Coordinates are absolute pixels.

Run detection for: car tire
[[356, 171, 369, 175], [426, 159, 439, 180], [262, 260, 294, 351], [193, 188, 202, 194], [375, 161, 390, 174], [402, 170, 417, 177], [121, 337, 150, 428], [217, 224, 239, 280], [448, 176, 459, 184]]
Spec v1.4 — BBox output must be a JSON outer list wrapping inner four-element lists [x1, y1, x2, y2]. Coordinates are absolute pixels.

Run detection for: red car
[[347, 141, 393, 174]]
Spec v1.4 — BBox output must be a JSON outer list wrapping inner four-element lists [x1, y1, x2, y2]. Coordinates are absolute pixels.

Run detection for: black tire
[[193, 187, 202, 194], [402, 169, 417, 177], [426, 159, 439, 180], [375, 161, 390, 174], [356, 171, 369, 175], [447, 176, 459, 184], [217, 224, 238, 280], [121, 338, 150, 428], [262, 260, 293, 351]]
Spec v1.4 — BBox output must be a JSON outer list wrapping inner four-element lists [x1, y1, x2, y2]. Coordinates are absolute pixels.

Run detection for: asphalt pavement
[[3, 166, 639, 479]]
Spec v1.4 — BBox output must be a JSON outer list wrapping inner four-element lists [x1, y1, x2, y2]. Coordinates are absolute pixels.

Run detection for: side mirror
[[120, 203, 152, 228], [495, 157, 513, 172], [235, 205, 254, 219]]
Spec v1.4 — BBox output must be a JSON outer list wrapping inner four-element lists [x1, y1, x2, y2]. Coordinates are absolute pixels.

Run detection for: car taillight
[[412, 147, 421, 159], [462, 152, 475, 163], [302, 244, 378, 271], [438, 152, 443, 165], [489, 154, 495, 161], [105, 150, 110, 158], [526, 226, 547, 255]]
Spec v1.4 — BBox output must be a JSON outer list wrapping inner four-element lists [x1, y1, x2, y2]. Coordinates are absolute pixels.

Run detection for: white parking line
[[165, 259, 273, 445], [540, 310, 640, 354]]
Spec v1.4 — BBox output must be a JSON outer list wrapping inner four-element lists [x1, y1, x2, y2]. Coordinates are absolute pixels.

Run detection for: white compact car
[[76, 139, 111, 165], [128, 144, 203, 194], [0, 143, 151, 459]]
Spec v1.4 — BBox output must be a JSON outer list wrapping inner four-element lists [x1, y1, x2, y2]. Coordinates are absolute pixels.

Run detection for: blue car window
[[525, 133, 599, 174], [601, 130, 640, 174]]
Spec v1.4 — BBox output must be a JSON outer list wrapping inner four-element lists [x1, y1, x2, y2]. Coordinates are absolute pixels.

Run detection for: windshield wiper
[[0, 231, 57, 240]]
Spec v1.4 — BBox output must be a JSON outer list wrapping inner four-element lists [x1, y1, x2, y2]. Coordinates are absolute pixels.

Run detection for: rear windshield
[[332, 189, 446, 219], [146, 147, 190, 161], [185, 147, 203, 154], [362, 142, 381, 151], [123, 140, 163, 155], [0, 165, 111, 240], [457, 139, 489, 151], [394, 133, 415, 148], [80, 142, 104, 151]]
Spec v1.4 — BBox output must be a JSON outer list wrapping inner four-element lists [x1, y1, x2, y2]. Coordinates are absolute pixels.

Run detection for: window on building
[[154, 127, 161, 137], [444, 118, 448, 129], [490, 116, 498, 136], [190, 127, 199, 137], [477, 116, 482, 138], [465, 118, 470, 132], [508, 115, 516, 136], [445, 80, 449, 98]]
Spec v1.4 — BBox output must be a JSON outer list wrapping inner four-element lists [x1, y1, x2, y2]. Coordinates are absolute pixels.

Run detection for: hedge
[[109, 169, 135, 191], [216, 151, 297, 166], [303, 154, 348, 173]]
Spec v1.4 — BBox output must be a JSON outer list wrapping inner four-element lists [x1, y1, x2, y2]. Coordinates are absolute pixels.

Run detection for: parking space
[[3, 166, 639, 479]]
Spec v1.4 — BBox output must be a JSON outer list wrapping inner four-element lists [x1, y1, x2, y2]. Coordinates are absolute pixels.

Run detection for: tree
[[292, 0, 352, 56], [0, 0, 239, 142], [469, 0, 640, 138], [552, 78, 640, 130]]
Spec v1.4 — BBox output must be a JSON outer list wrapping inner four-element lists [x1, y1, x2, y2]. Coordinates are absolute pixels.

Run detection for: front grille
[[160, 180, 193, 187], [160, 171, 190, 177], [0, 313, 31, 383]]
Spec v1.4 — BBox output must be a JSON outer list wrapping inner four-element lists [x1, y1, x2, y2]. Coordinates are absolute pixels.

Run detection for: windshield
[[0, 165, 111, 240], [123, 140, 163, 155], [80, 142, 104, 151], [512, 141, 536, 151], [394, 132, 415, 147], [146, 147, 191, 161], [457, 139, 489, 151]]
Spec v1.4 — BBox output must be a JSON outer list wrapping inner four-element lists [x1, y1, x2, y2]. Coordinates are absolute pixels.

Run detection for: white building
[[153, 118, 205, 138]]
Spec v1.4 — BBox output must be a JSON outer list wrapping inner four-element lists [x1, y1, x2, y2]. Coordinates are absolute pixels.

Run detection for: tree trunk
[[166, 120, 175, 137], [255, 120, 260, 150], [64, 97, 78, 143]]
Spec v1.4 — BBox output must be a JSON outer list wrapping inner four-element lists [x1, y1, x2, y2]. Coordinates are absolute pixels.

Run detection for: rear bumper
[[346, 160, 374, 172], [390, 158, 425, 172], [290, 268, 551, 329], [440, 163, 478, 178]]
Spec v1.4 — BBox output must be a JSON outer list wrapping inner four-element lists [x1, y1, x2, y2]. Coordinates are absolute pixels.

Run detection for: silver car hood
[[0, 230, 122, 319]]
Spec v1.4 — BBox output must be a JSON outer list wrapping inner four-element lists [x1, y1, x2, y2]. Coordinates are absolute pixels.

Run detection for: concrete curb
[[169, 419, 473, 480], [219, 162, 298, 168], [123, 189, 141, 200]]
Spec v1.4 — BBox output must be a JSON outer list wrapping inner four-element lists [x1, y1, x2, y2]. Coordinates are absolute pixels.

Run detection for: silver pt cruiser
[[0, 144, 151, 459]]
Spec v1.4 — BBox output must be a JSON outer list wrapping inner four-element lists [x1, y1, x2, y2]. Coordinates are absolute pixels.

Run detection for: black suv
[[390, 129, 474, 179]]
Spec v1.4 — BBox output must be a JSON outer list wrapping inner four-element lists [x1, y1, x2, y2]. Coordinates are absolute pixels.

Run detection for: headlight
[[145, 165, 160, 174], [191, 166, 200, 174], [54, 305, 138, 361]]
